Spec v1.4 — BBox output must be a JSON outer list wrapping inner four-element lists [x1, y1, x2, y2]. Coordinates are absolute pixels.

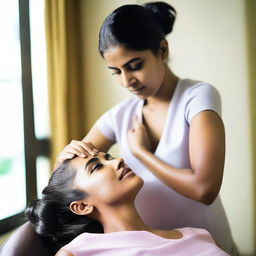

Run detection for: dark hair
[[98, 2, 176, 56], [25, 160, 103, 251]]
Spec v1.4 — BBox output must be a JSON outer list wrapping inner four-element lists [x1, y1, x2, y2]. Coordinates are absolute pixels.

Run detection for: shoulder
[[179, 79, 222, 123], [180, 79, 220, 98], [55, 248, 74, 256]]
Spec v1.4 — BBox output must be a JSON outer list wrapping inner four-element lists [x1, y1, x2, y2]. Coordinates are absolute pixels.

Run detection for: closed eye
[[126, 61, 143, 71], [111, 69, 121, 75], [109, 60, 144, 76], [105, 153, 114, 160], [89, 154, 114, 173], [90, 163, 103, 173]]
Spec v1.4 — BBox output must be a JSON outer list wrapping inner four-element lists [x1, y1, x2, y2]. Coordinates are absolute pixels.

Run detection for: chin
[[134, 176, 144, 193]]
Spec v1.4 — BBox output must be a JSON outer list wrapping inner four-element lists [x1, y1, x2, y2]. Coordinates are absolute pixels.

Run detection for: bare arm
[[128, 111, 225, 205], [82, 125, 114, 152], [54, 125, 114, 170]]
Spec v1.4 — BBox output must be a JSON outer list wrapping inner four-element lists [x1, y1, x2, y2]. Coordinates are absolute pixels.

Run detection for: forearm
[[135, 149, 216, 204]]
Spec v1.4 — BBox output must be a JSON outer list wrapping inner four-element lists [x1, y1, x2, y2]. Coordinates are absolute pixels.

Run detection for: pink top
[[62, 228, 229, 256]]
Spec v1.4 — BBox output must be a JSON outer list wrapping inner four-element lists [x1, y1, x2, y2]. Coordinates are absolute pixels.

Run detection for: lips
[[119, 167, 133, 180], [130, 86, 145, 94]]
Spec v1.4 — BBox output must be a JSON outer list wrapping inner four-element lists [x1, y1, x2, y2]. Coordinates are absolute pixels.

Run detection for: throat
[[99, 204, 152, 234]]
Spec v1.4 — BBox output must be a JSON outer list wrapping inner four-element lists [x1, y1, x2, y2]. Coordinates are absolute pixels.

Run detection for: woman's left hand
[[127, 116, 151, 156]]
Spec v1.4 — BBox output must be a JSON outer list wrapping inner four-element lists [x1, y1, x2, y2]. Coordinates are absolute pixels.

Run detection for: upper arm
[[55, 248, 74, 256], [189, 110, 225, 200], [83, 125, 115, 152]]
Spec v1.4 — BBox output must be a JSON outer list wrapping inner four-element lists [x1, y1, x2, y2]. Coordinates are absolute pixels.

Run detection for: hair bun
[[144, 2, 176, 35], [25, 199, 58, 238]]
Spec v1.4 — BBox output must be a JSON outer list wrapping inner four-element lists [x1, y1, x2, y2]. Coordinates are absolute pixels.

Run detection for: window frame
[[0, 0, 50, 235]]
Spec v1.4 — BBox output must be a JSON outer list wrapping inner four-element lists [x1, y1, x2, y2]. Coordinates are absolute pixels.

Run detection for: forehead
[[71, 152, 105, 169], [103, 46, 152, 64]]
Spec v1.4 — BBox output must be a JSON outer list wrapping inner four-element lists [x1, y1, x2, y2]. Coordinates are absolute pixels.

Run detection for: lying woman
[[26, 152, 229, 256]]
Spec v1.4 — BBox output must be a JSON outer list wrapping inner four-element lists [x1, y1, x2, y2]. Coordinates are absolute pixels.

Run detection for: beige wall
[[81, 0, 255, 255], [82, 0, 134, 131]]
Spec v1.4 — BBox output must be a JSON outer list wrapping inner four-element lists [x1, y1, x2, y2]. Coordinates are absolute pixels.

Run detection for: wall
[[81, 0, 255, 255], [81, 0, 134, 130]]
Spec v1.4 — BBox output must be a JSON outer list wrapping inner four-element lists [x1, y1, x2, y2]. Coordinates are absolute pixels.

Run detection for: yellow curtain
[[45, 0, 85, 169]]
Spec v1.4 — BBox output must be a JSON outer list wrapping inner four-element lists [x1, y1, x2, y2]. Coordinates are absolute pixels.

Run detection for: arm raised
[[130, 110, 225, 205], [54, 126, 114, 170]]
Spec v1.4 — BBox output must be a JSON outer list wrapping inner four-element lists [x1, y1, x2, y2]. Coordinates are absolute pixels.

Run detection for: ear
[[69, 200, 94, 216], [159, 39, 169, 62]]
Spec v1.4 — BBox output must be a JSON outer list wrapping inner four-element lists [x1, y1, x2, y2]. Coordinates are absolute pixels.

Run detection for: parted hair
[[25, 159, 103, 251], [99, 1, 177, 56]]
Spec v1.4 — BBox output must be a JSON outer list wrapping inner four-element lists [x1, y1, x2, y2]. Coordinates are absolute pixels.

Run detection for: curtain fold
[[45, 0, 85, 169]]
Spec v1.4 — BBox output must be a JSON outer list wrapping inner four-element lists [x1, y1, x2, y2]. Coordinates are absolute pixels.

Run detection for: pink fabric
[[62, 228, 229, 256]]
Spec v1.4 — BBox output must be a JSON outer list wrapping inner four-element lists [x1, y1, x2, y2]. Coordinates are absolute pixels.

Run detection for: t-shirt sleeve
[[95, 109, 117, 142], [185, 83, 222, 124], [95, 98, 136, 143]]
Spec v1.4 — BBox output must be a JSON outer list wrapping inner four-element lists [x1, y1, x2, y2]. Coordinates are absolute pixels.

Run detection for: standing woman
[[56, 2, 234, 253]]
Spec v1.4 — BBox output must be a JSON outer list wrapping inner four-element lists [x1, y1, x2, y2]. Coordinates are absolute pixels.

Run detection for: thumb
[[133, 115, 141, 128]]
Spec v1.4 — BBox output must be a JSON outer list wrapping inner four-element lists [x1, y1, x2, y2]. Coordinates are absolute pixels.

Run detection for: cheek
[[87, 175, 121, 203], [143, 62, 165, 85]]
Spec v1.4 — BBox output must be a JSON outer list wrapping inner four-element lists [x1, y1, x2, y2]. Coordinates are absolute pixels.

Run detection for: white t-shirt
[[96, 79, 233, 253]]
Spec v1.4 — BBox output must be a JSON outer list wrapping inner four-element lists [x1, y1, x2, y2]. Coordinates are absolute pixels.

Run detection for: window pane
[[30, 0, 50, 139], [0, 0, 26, 220], [36, 156, 50, 198]]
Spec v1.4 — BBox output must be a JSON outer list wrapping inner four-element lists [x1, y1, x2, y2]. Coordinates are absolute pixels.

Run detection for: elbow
[[199, 194, 216, 205], [197, 187, 219, 205]]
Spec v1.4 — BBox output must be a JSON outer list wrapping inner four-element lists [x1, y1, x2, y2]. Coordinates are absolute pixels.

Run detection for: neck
[[146, 66, 179, 107], [98, 203, 152, 233]]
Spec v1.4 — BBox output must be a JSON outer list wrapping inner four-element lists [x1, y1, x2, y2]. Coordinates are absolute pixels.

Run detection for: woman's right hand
[[56, 140, 98, 165]]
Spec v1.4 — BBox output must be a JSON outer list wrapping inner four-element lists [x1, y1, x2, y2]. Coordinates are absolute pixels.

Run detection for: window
[[0, 0, 50, 234]]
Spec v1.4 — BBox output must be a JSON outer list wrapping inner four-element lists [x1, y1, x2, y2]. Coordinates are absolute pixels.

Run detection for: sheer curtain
[[45, 0, 86, 168]]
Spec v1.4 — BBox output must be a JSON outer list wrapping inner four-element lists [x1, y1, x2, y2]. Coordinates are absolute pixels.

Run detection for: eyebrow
[[107, 57, 142, 70], [85, 157, 98, 171]]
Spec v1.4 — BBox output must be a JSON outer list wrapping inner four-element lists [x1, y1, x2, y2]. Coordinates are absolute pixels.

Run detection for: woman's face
[[71, 152, 143, 206], [103, 46, 166, 99]]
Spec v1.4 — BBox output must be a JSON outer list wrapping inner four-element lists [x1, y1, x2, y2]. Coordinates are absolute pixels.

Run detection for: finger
[[83, 141, 99, 154], [133, 115, 141, 128], [58, 152, 76, 164], [127, 128, 135, 134], [70, 140, 95, 156], [65, 146, 88, 158], [134, 115, 139, 121], [81, 141, 98, 155], [66, 142, 89, 157]]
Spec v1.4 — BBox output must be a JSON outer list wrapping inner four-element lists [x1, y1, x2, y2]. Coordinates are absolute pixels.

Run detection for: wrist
[[133, 146, 148, 159]]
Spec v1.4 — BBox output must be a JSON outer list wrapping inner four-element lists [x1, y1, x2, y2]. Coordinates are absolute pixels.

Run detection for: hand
[[57, 140, 98, 164], [127, 116, 151, 157]]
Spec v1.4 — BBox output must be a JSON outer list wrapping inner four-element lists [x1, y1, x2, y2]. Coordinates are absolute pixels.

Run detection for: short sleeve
[[94, 98, 135, 143], [185, 83, 221, 124], [95, 110, 116, 142]]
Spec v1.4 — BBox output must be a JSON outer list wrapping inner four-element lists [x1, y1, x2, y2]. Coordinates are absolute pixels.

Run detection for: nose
[[121, 72, 136, 88], [113, 157, 125, 170]]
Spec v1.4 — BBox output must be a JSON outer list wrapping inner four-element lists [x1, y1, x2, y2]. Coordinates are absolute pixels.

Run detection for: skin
[[56, 153, 182, 256], [56, 40, 225, 205]]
